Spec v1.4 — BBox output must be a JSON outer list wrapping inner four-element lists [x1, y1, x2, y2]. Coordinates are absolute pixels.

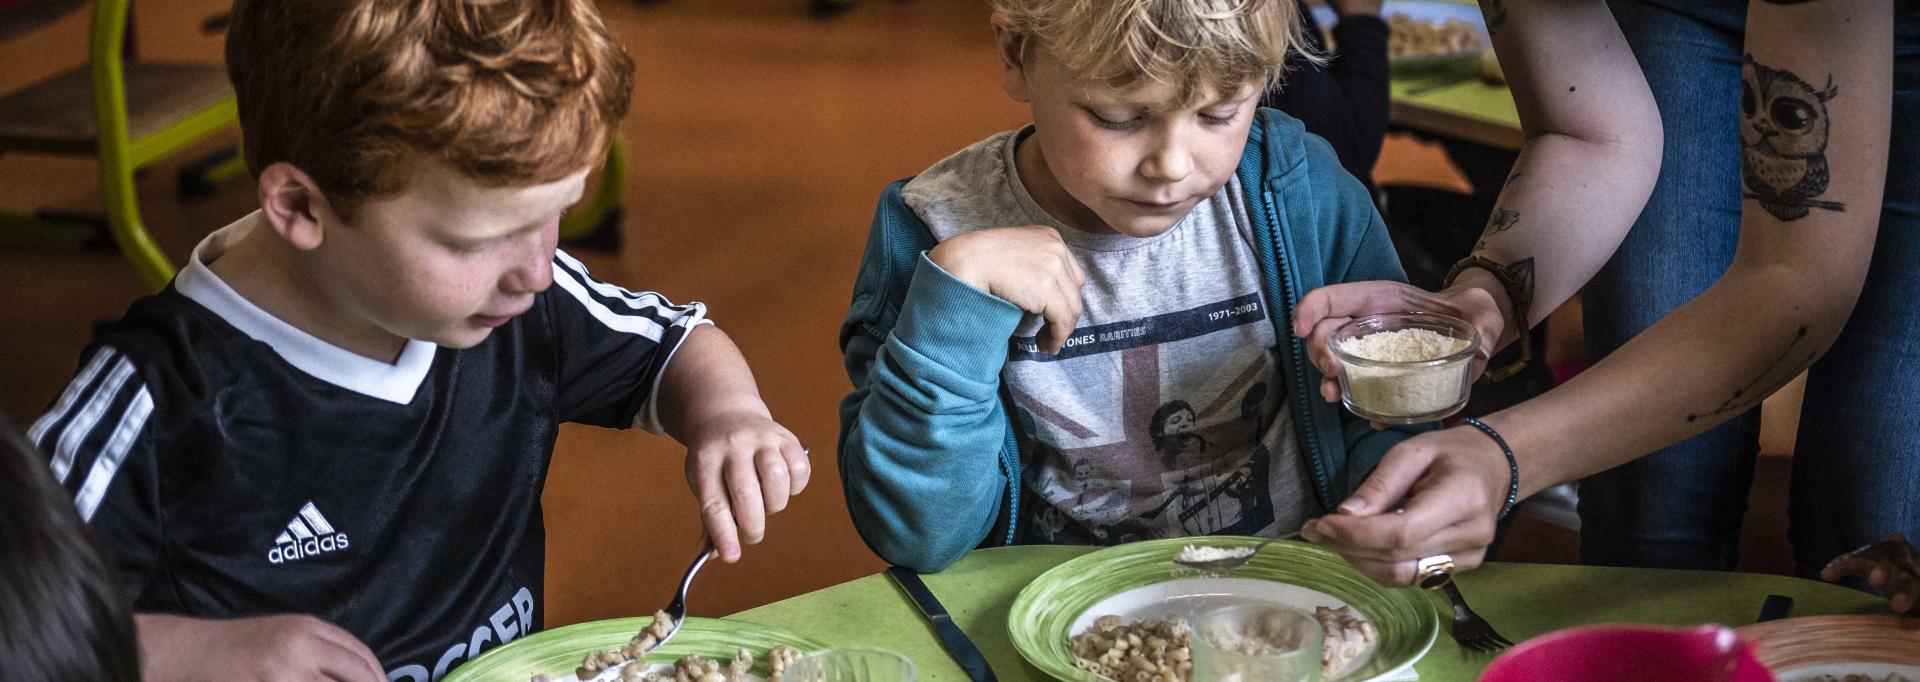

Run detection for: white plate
[[1738, 615, 1920, 682], [560, 661, 769, 682], [445, 616, 823, 682], [1069, 577, 1383, 677], [1008, 537, 1436, 682]]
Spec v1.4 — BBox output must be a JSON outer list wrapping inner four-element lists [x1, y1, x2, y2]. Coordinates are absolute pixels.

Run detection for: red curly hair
[[226, 0, 633, 216]]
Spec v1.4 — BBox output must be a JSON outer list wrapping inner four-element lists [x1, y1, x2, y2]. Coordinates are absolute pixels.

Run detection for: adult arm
[[1306, 0, 1895, 585]]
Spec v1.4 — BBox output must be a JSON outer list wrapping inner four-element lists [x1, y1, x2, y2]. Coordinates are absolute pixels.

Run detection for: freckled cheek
[[404, 262, 495, 319]]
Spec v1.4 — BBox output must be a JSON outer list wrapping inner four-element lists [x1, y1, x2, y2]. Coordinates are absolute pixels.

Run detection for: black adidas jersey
[[28, 214, 709, 680]]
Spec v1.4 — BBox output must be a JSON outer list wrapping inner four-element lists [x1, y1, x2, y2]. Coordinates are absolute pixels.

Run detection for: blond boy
[[839, 0, 1414, 571]]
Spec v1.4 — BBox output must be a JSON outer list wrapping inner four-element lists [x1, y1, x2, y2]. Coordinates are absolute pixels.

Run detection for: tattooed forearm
[[1505, 256, 1534, 326], [1474, 172, 1524, 251], [1686, 325, 1814, 423], [1741, 53, 1846, 221], [1474, 208, 1521, 251]]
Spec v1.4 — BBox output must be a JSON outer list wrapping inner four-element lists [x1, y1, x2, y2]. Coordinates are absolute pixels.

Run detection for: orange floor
[[0, 0, 1799, 631]]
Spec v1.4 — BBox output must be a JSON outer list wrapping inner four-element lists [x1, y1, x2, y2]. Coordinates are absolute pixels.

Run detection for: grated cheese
[[1340, 328, 1468, 363], [1339, 328, 1473, 418], [1177, 545, 1255, 563]]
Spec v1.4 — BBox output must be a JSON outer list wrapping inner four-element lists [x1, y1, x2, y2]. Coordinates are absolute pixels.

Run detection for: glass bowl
[[1328, 312, 1479, 424], [1192, 603, 1325, 682]]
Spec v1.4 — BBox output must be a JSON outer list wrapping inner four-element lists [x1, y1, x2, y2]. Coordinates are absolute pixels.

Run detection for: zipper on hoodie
[[1256, 170, 1337, 509], [1001, 425, 1020, 545]]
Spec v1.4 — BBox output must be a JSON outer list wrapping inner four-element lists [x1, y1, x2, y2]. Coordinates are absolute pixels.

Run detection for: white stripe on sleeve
[[28, 348, 119, 445], [553, 250, 695, 315], [74, 385, 153, 522], [50, 355, 137, 484], [550, 262, 675, 340], [635, 320, 710, 434]]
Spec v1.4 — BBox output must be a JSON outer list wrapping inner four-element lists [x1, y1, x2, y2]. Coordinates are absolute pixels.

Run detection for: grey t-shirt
[[901, 127, 1317, 545]]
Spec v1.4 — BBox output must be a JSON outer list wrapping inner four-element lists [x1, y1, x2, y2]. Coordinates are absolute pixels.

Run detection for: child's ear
[[992, 15, 1032, 103], [256, 162, 331, 251]]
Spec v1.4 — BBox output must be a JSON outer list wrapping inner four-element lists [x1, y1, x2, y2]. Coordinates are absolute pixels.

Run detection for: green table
[[728, 545, 1889, 681], [1391, 59, 1521, 151]]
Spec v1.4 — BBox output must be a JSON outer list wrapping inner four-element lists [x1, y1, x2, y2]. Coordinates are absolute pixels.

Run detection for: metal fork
[[648, 539, 715, 653], [1422, 570, 1514, 653], [649, 447, 805, 653]]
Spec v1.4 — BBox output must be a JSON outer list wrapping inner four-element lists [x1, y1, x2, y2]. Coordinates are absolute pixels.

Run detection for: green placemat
[[1007, 537, 1438, 681]]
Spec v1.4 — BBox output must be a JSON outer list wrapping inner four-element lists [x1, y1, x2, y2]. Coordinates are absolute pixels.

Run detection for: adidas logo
[[267, 501, 350, 564]]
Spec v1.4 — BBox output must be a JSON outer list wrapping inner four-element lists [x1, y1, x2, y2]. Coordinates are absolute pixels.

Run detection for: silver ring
[[1414, 553, 1455, 589]]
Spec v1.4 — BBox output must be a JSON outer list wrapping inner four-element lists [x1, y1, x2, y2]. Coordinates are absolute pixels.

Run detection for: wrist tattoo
[[1741, 53, 1846, 221], [1474, 208, 1521, 252], [1505, 257, 1534, 330], [1474, 172, 1524, 251]]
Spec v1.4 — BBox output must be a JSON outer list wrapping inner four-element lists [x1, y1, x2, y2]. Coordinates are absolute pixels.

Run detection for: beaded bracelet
[[1461, 417, 1520, 520]]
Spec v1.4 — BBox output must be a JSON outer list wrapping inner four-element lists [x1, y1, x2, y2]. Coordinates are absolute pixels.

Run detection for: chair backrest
[[0, 0, 85, 41]]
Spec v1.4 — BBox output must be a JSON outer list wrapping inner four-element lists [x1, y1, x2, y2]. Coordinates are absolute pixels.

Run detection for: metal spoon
[[647, 538, 715, 653], [1173, 532, 1301, 572]]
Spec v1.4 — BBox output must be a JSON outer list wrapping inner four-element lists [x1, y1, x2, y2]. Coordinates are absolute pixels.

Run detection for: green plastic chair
[[0, 0, 244, 291], [0, 1, 628, 289], [559, 133, 627, 250]]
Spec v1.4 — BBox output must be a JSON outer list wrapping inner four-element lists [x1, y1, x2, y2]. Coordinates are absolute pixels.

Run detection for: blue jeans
[[1582, 0, 1920, 577]]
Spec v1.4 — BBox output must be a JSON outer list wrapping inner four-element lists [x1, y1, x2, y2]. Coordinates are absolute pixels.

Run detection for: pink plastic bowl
[[1479, 624, 1776, 682]]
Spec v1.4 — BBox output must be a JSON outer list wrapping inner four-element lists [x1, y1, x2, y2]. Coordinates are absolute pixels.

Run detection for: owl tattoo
[[1741, 53, 1844, 221]]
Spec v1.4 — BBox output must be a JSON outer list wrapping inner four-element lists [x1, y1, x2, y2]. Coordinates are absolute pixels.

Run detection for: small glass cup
[[1191, 603, 1324, 682], [1328, 312, 1479, 424], [783, 647, 917, 682]]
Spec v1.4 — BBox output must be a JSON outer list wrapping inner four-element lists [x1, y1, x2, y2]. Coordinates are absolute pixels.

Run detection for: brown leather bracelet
[[1444, 255, 1532, 382]]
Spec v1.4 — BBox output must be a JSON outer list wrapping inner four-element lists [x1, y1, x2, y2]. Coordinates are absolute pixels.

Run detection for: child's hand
[[1820, 532, 1920, 613], [137, 613, 385, 682], [929, 226, 1088, 354], [682, 410, 809, 563]]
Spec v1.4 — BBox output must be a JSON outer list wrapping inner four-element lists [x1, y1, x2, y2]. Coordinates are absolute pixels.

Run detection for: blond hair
[[226, 0, 633, 216], [993, 0, 1319, 106]]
